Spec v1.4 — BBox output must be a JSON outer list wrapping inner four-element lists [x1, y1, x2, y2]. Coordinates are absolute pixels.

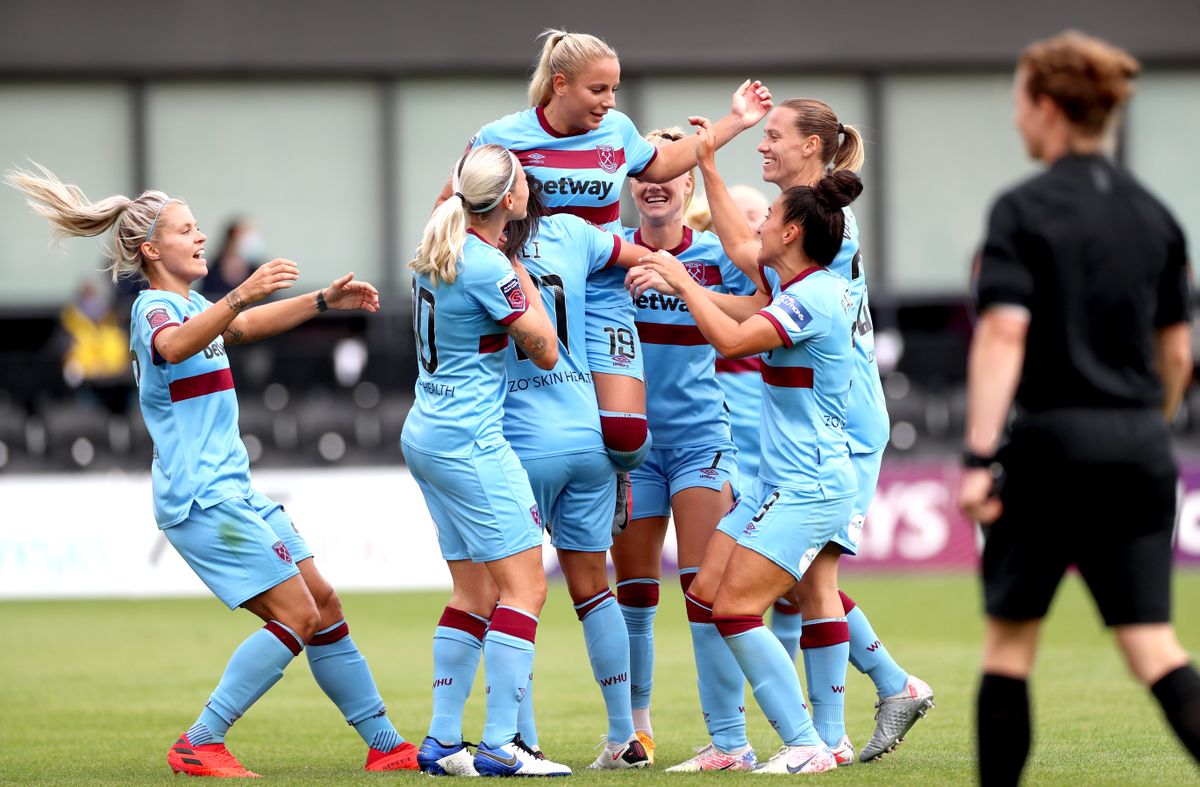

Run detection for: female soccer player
[[7, 165, 415, 777], [445, 29, 772, 522], [403, 145, 571, 778], [607, 128, 759, 770], [493, 176, 664, 769], [629, 171, 864, 774], [695, 102, 933, 763]]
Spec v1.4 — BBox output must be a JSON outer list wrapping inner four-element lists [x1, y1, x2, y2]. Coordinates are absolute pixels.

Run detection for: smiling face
[[553, 57, 620, 132], [757, 107, 813, 187], [755, 193, 800, 268], [631, 167, 692, 227], [141, 202, 207, 286]]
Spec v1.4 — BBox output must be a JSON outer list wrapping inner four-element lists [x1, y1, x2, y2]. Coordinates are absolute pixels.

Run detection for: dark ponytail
[[780, 170, 863, 266], [502, 172, 546, 260]]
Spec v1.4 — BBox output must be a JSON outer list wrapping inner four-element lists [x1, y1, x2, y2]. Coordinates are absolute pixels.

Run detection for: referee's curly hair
[[1019, 30, 1140, 135]]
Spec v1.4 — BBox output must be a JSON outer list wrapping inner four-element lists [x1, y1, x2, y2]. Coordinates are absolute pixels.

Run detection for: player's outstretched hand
[[730, 79, 773, 129], [324, 272, 380, 313], [232, 258, 300, 307], [626, 265, 677, 298], [637, 250, 694, 295], [687, 116, 718, 170]]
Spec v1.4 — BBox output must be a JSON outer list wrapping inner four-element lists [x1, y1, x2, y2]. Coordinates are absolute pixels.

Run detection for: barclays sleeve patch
[[497, 275, 527, 313]]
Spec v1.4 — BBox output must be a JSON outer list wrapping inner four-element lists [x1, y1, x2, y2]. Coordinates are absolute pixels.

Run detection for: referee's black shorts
[[982, 409, 1178, 627]]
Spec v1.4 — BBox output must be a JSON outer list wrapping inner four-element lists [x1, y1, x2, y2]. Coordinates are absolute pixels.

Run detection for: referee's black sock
[[1150, 663, 1200, 762], [977, 673, 1030, 787]]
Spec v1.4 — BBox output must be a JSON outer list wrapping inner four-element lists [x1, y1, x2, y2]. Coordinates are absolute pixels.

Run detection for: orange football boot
[[167, 734, 261, 778], [364, 740, 419, 771]]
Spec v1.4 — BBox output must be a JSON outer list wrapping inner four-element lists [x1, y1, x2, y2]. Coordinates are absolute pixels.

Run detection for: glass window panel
[[0, 84, 133, 306], [147, 82, 381, 295], [1127, 72, 1200, 264], [395, 78, 528, 277], [882, 74, 1038, 295]]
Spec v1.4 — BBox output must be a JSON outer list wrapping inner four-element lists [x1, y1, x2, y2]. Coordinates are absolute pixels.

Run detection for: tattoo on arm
[[225, 290, 246, 313], [223, 326, 245, 345], [509, 325, 549, 361]]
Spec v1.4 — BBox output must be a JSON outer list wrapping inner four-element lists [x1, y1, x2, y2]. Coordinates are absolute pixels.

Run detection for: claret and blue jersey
[[624, 225, 758, 448], [828, 208, 889, 454], [503, 214, 623, 458], [471, 106, 658, 359], [756, 265, 857, 498], [402, 232, 530, 458], [130, 289, 251, 528]]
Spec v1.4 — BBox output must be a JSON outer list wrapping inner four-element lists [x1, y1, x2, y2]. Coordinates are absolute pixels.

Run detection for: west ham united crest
[[596, 145, 619, 174], [685, 261, 706, 285], [271, 540, 293, 564]]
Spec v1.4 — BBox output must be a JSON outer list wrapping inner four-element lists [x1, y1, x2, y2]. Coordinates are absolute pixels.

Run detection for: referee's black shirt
[[976, 153, 1190, 414]]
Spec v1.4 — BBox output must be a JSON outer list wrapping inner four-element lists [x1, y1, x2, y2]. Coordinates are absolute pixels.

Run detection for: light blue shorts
[[716, 478, 854, 581], [630, 441, 739, 520], [521, 449, 617, 553], [403, 440, 544, 563], [585, 303, 645, 380], [164, 489, 311, 609], [830, 446, 885, 556]]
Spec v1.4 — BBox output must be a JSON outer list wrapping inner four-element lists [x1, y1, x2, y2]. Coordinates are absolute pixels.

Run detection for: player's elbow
[[531, 343, 559, 370]]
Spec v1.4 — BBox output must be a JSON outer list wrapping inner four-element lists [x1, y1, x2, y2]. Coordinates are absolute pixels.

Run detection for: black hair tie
[[837, 123, 845, 135]]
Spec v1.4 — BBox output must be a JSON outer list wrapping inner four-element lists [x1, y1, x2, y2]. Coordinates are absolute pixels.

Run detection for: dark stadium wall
[[1, 0, 1198, 76]]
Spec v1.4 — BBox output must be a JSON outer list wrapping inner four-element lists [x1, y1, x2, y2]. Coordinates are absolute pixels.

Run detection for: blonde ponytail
[[832, 124, 865, 173], [526, 28, 618, 107], [410, 144, 519, 285], [5, 162, 179, 282]]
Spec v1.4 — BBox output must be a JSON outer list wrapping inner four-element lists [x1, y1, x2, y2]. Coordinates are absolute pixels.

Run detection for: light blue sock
[[576, 591, 635, 743], [306, 620, 401, 752], [770, 600, 804, 662], [616, 578, 659, 712], [683, 578, 748, 753], [717, 620, 822, 747], [516, 671, 537, 748], [847, 604, 910, 697], [428, 618, 485, 745], [801, 618, 850, 746], [481, 607, 538, 750], [187, 621, 302, 745]]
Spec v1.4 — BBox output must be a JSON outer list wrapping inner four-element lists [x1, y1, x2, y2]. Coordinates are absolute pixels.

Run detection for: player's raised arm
[[635, 80, 773, 184]]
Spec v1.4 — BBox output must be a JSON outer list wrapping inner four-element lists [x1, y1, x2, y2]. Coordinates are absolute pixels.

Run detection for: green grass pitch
[[2, 572, 1197, 785]]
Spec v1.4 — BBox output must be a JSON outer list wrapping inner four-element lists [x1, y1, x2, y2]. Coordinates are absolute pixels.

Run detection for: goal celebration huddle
[[11, 24, 1200, 785]]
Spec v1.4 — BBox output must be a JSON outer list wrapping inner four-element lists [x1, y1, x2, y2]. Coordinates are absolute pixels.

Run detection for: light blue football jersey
[[828, 209, 890, 453], [756, 266, 857, 498], [402, 232, 530, 458], [624, 226, 758, 447], [130, 289, 251, 528], [471, 106, 657, 318], [503, 214, 623, 458]]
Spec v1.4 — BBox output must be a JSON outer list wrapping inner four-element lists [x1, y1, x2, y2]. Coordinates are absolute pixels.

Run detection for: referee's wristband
[[962, 450, 997, 469]]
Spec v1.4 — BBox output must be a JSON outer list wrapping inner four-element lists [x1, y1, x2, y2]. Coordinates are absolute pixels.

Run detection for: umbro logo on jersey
[[526, 152, 545, 162], [699, 468, 719, 480]]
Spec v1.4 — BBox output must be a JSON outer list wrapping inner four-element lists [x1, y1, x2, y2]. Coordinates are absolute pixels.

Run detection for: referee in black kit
[[957, 30, 1200, 785]]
